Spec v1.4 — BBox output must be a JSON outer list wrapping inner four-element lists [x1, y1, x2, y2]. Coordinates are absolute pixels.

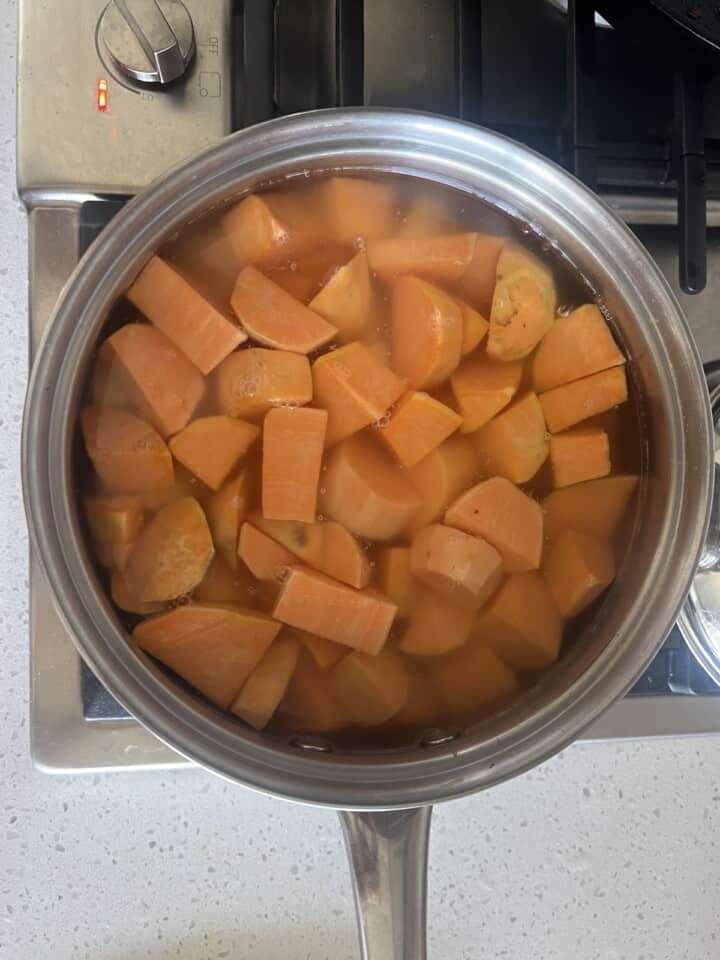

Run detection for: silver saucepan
[[22, 110, 714, 958]]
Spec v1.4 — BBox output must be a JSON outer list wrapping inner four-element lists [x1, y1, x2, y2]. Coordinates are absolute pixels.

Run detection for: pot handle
[[339, 806, 432, 960]]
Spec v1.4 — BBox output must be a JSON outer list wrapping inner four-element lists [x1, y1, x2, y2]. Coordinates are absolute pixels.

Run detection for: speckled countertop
[[3, 4, 720, 958]]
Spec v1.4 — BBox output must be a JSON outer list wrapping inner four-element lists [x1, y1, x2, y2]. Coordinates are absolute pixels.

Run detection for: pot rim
[[22, 108, 713, 809]]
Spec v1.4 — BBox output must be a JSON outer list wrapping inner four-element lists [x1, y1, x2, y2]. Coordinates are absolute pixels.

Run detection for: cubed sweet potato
[[321, 521, 371, 589], [214, 348, 312, 420], [406, 435, 478, 532], [231, 266, 337, 354], [203, 465, 256, 570], [539, 366, 628, 434], [550, 427, 610, 489], [104, 324, 205, 437], [277, 652, 346, 732], [542, 475, 639, 545], [126, 256, 245, 374], [262, 406, 327, 523], [329, 649, 409, 725], [309, 252, 374, 342], [249, 511, 325, 568], [474, 392, 549, 483], [473, 572, 563, 671], [487, 244, 556, 360], [169, 415, 260, 491], [409, 524, 503, 610], [543, 528, 616, 618], [532, 304, 625, 393], [81, 407, 174, 497], [391, 276, 463, 389], [445, 477, 543, 572], [265, 244, 353, 302], [456, 234, 507, 316], [368, 233, 477, 284], [458, 299, 490, 355], [231, 634, 301, 730], [320, 433, 422, 540], [133, 604, 281, 708], [125, 497, 214, 602], [375, 546, 417, 619], [110, 570, 164, 616], [238, 522, 296, 582], [297, 630, 347, 669], [321, 176, 396, 244], [435, 646, 519, 721], [376, 391, 462, 467], [450, 353, 523, 433], [84, 494, 145, 546], [399, 589, 475, 656], [221, 194, 293, 266], [312, 342, 407, 446], [272, 565, 397, 655]]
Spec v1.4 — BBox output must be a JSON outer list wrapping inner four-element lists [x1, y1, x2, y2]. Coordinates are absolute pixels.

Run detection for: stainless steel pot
[[22, 110, 713, 958]]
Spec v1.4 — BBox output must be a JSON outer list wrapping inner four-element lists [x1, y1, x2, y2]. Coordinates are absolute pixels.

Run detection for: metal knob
[[99, 0, 195, 85]]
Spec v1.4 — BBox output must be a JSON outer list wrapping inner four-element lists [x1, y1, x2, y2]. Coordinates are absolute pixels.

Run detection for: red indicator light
[[97, 78, 108, 112]]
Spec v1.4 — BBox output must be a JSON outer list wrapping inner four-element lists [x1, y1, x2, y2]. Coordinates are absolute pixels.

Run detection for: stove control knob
[[99, 0, 195, 85]]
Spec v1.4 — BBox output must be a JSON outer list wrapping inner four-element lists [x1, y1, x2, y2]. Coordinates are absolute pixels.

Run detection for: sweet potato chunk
[[277, 653, 346, 732], [231, 634, 301, 730], [133, 604, 281, 708], [81, 407, 174, 497], [474, 392, 549, 483], [272, 566, 397, 655], [84, 494, 145, 547], [214, 348, 312, 420], [539, 366, 628, 434], [238, 522, 295, 582], [399, 589, 475, 656], [391, 276, 463, 389], [297, 631, 347, 669], [193, 554, 254, 606], [487, 244, 556, 360], [125, 497, 214, 602], [456, 234, 507, 315], [543, 529, 616, 618], [450, 354, 523, 433], [406, 435, 478, 532], [309, 252, 374, 342], [249, 512, 325, 568], [435, 646, 519, 721], [111, 570, 163, 616], [329, 650, 409, 725], [90, 341, 134, 410], [312, 342, 406, 446], [409, 524, 503, 610], [320, 433, 422, 540], [103, 324, 205, 437], [376, 546, 417, 619], [473, 572, 563, 671], [321, 177, 396, 244], [262, 406, 327, 523], [169, 415, 259, 491], [368, 233, 477, 284], [231, 266, 337, 354], [458, 299, 490, 355], [321, 521, 371, 589], [377, 391, 462, 467], [399, 196, 455, 237], [221, 194, 293, 266], [532, 304, 625, 393], [445, 477, 543, 572], [203, 466, 255, 569], [550, 427, 610, 489], [542, 475, 638, 545], [126, 256, 245, 374]]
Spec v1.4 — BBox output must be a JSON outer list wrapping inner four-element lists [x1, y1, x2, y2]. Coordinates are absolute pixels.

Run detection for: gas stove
[[18, 0, 720, 773]]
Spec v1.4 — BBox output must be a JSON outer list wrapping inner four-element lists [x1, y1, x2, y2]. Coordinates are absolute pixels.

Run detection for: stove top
[[18, 0, 720, 773]]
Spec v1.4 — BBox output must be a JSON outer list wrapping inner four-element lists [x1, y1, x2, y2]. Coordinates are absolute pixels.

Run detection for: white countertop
[[4, 4, 720, 957]]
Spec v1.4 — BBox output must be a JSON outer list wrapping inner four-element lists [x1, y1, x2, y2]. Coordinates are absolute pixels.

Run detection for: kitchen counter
[[3, 5, 720, 958]]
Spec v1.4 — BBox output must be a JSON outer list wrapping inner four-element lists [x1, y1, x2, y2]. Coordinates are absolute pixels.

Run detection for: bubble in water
[[247, 584, 257, 596], [317, 513, 325, 521], [319, 487, 326, 495], [354, 235, 367, 252], [368, 560, 376, 568], [334, 362, 351, 381], [544, 430, 552, 441], [275, 565, 291, 583], [176, 594, 192, 606], [373, 411, 391, 428], [231, 495, 244, 509], [557, 305, 571, 318], [289, 260, 298, 272]]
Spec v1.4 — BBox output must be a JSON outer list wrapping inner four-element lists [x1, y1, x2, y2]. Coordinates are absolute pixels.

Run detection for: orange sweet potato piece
[[474, 392, 549, 483], [445, 477, 542, 572], [391, 276, 463, 389], [539, 366, 628, 434], [487, 244, 556, 360], [214, 348, 312, 420], [450, 354, 523, 433], [368, 232, 477, 284], [435, 646, 519, 721], [297, 630, 347, 669], [84, 494, 145, 546], [321, 177, 396, 244], [312, 341, 407, 446], [456, 234, 507, 316], [231, 634, 301, 729], [238, 522, 296, 582], [329, 649, 409, 725], [133, 604, 281, 708], [409, 524, 503, 610], [277, 652, 346, 732], [399, 196, 455, 237], [103, 324, 205, 437], [126, 256, 245, 374], [262, 406, 327, 523], [473, 572, 563, 671], [249, 511, 325, 568], [399, 589, 475, 656], [231, 266, 337, 354], [203, 465, 256, 569], [169, 415, 260, 491], [320, 433, 422, 540], [391, 669, 442, 729], [376, 391, 462, 467], [110, 570, 164, 616], [406, 435, 478, 532], [90, 341, 134, 410], [309, 252, 374, 342], [458, 299, 490, 355], [125, 497, 214, 602], [265, 243, 353, 302], [542, 475, 638, 545], [221, 194, 293, 266], [321, 520, 371, 589], [532, 304, 625, 393], [81, 407, 174, 497], [272, 566, 397, 655], [193, 554, 254, 606], [543, 528, 616, 618], [550, 427, 610, 489], [376, 546, 417, 619]]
